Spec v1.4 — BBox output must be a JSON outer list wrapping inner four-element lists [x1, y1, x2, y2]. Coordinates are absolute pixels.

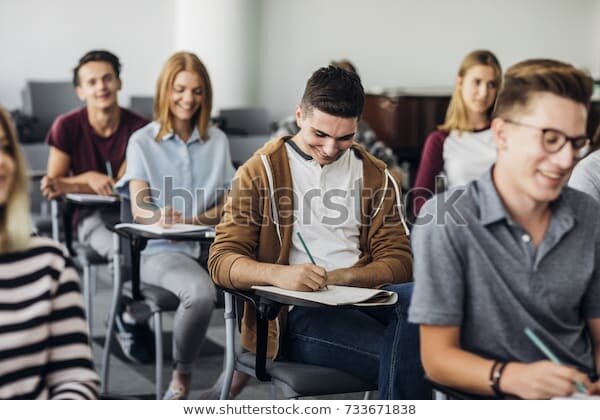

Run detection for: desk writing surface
[[114, 222, 215, 241], [65, 193, 119, 204]]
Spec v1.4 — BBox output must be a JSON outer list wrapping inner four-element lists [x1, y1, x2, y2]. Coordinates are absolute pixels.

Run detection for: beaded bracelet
[[489, 361, 508, 398]]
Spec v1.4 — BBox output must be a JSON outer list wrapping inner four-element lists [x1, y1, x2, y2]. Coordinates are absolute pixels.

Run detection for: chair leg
[[433, 389, 448, 400], [91, 264, 98, 294], [51, 199, 59, 242], [100, 233, 122, 395], [271, 383, 279, 399], [363, 390, 372, 400], [220, 292, 236, 400], [154, 312, 164, 400], [82, 263, 93, 341]]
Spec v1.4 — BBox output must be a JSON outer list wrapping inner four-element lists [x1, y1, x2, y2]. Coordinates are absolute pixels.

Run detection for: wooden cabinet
[[362, 92, 450, 185], [362, 93, 450, 161]]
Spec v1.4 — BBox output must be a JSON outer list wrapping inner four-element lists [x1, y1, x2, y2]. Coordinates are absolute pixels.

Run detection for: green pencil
[[105, 161, 113, 179], [524, 327, 587, 394], [296, 232, 328, 290]]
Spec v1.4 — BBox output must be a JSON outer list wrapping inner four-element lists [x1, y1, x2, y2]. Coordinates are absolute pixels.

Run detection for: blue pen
[[524, 328, 587, 394]]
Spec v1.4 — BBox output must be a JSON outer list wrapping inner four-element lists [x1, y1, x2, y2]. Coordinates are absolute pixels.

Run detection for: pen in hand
[[296, 232, 328, 290], [105, 161, 116, 194], [524, 327, 587, 394]]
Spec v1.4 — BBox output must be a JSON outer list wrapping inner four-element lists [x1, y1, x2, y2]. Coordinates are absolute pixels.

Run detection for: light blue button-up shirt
[[116, 121, 236, 257]]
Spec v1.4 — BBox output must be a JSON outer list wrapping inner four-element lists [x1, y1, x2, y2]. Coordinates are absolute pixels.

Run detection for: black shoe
[[113, 311, 155, 364]]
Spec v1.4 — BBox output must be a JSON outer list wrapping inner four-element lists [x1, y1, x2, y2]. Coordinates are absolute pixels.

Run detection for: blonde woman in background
[[0, 106, 99, 399], [412, 50, 502, 216]]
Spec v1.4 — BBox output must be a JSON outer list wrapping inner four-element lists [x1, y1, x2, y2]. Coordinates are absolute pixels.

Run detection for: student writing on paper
[[209, 66, 430, 399], [0, 106, 99, 399], [116, 52, 235, 400], [409, 60, 600, 399]]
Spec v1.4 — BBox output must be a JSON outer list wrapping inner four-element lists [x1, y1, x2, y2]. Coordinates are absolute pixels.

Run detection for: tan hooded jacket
[[208, 137, 412, 358]]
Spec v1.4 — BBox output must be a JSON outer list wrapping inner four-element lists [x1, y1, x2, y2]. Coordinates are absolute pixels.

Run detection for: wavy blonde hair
[[154, 51, 213, 141], [0, 106, 31, 253], [438, 50, 502, 133]]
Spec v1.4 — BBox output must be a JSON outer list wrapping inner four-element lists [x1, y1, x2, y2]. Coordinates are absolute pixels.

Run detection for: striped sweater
[[0, 236, 99, 399]]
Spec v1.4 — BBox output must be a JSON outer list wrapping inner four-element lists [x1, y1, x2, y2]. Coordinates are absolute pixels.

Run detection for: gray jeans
[[77, 210, 115, 259], [141, 251, 216, 374]]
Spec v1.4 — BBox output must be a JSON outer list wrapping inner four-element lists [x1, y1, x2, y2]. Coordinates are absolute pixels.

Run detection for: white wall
[[1, 0, 597, 119], [593, 0, 600, 80], [0, 0, 175, 110], [258, 0, 597, 119]]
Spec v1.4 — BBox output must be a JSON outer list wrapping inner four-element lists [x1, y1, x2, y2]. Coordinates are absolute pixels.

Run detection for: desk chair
[[101, 199, 214, 399], [21, 143, 52, 235], [54, 196, 118, 338], [429, 379, 491, 400], [218, 288, 377, 399]]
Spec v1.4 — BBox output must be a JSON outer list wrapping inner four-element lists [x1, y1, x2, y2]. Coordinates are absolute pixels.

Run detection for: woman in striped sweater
[[0, 106, 99, 399]]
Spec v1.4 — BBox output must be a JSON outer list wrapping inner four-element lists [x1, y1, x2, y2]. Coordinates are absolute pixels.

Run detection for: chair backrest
[[22, 81, 81, 142], [22, 143, 50, 213], [218, 107, 271, 135], [129, 96, 154, 120]]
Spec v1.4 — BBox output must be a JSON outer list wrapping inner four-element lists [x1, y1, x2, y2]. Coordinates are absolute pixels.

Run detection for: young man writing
[[209, 66, 429, 399], [409, 59, 600, 399]]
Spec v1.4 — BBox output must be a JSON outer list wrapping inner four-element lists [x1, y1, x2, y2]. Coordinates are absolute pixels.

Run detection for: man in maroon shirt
[[41, 50, 150, 363], [42, 50, 148, 250]]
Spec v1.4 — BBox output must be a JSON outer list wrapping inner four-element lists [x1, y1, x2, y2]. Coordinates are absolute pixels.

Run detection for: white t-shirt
[[443, 128, 496, 189], [285, 141, 363, 271]]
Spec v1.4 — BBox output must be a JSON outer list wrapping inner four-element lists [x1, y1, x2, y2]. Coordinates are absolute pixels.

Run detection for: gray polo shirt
[[409, 169, 600, 373]]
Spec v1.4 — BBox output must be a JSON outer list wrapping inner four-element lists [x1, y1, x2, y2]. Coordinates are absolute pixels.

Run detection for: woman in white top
[[0, 106, 99, 399], [412, 50, 502, 216], [116, 52, 235, 399]]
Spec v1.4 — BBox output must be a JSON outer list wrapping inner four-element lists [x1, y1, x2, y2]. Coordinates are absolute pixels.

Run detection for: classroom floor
[[87, 265, 366, 400]]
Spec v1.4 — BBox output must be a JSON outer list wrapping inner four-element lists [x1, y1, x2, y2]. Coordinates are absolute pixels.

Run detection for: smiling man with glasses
[[409, 59, 600, 399]]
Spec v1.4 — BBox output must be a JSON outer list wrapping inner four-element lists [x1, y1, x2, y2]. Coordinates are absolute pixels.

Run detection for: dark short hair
[[300, 65, 365, 119], [493, 59, 593, 119], [73, 50, 121, 86]]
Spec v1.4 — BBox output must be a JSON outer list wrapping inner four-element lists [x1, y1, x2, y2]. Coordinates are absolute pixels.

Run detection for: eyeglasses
[[504, 119, 591, 159]]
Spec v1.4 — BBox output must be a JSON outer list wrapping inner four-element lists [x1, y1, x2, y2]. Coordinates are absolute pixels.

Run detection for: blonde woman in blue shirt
[[117, 52, 235, 399]]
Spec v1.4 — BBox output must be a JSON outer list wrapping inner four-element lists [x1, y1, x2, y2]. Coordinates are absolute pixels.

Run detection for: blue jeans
[[282, 283, 430, 399]]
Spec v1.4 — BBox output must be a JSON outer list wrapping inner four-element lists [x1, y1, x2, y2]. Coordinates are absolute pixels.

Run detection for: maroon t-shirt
[[45, 107, 149, 176]]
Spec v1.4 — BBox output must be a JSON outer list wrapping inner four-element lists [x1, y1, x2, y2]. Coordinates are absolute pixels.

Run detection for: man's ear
[[75, 86, 85, 102], [491, 117, 508, 150], [116, 78, 122, 92], [295, 105, 303, 128]]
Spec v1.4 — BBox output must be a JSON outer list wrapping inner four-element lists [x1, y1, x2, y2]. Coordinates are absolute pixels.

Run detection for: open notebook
[[115, 222, 215, 236], [251, 285, 397, 307]]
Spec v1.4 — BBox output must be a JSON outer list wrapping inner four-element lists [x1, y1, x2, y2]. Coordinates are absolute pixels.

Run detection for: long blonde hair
[[154, 51, 213, 141], [0, 106, 31, 253], [438, 50, 502, 133]]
